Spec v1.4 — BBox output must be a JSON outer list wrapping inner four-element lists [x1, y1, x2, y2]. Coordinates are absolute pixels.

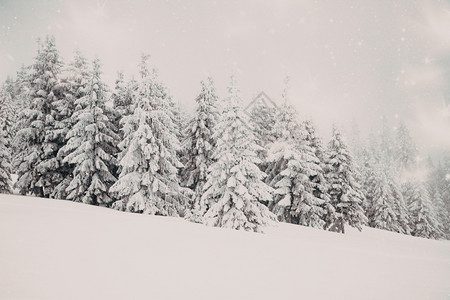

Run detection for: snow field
[[0, 194, 449, 300]]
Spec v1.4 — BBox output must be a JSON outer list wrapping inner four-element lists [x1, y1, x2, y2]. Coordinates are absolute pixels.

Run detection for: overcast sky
[[1, 0, 449, 155]]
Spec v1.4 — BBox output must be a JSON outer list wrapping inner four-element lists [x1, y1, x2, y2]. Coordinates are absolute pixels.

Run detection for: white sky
[[0, 0, 449, 155]]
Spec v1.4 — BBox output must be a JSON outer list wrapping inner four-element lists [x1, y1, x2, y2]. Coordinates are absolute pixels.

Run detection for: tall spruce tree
[[0, 81, 17, 146], [265, 99, 326, 228], [111, 71, 136, 140], [0, 128, 12, 194], [199, 76, 275, 232], [181, 78, 219, 217], [366, 164, 399, 232], [394, 121, 418, 172], [13, 36, 65, 197], [402, 181, 441, 239], [59, 59, 118, 206], [324, 126, 367, 233], [51, 50, 91, 199], [110, 55, 185, 216]]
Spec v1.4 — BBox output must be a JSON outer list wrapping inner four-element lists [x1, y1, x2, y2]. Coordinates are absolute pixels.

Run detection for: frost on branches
[[325, 126, 367, 233], [181, 78, 219, 218], [60, 59, 118, 206], [110, 55, 185, 216], [200, 76, 275, 232]]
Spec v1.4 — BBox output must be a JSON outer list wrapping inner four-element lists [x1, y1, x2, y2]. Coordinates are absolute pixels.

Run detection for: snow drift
[[0, 194, 449, 299]]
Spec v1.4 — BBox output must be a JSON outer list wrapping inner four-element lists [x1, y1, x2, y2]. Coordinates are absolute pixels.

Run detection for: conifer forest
[[1, 36, 449, 240]]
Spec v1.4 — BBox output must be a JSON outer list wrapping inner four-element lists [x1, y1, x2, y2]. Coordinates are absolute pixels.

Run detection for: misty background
[[1, 0, 449, 156]]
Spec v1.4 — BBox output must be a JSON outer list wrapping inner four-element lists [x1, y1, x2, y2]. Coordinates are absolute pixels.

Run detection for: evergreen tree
[[181, 78, 219, 217], [366, 164, 399, 232], [402, 181, 441, 239], [324, 126, 367, 233], [386, 169, 411, 234], [380, 116, 395, 163], [0, 128, 12, 194], [59, 59, 118, 206], [111, 71, 136, 139], [394, 121, 418, 171], [0, 80, 17, 145], [247, 93, 277, 167], [110, 55, 185, 216], [265, 102, 327, 228], [13, 36, 64, 197], [302, 119, 334, 227], [200, 76, 275, 232], [429, 186, 449, 238], [51, 50, 91, 199]]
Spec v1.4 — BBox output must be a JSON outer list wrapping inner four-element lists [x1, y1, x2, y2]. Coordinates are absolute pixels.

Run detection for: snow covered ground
[[0, 194, 449, 300]]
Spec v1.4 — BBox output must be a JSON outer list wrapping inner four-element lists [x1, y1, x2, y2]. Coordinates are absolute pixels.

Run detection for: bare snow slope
[[1, 195, 449, 300]]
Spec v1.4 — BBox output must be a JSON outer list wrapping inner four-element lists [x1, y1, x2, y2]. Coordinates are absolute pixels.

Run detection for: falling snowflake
[[446, 174, 450, 181]]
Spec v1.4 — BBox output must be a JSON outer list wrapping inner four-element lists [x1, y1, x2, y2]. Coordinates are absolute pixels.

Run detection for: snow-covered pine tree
[[181, 78, 219, 217], [110, 54, 185, 216], [302, 119, 334, 228], [427, 157, 450, 239], [51, 50, 92, 199], [13, 36, 64, 197], [380, 116, 395, 164], [386, 169, 411, 235], [402, 181, 441, 239], [111, 71, 136, 139], [200, 76, 275, 232], [0, 81, 16, 147], [394, 121, 418, 172], [59, 58, 118, 206], [9, 65, 32, 151], [428, 186, 449, 239], [0, 127, 12, 194], [366, 164, 399, 232], [265, 98, 304, 223], [324, 126, 367, 233], [247, 92, 277, 167], [265, 86, 327, 228]]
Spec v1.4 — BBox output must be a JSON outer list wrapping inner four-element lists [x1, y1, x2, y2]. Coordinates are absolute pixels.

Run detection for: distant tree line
[[0, 36, 448, 239]]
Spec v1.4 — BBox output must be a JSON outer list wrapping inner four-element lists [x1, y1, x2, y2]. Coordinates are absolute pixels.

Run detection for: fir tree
[[394, 121, 418, 172], [111, 71, 136, 139], [60, 59, 118, 206], [200, 76, 275, 232], [13, 36, 64, 197], [302, 119, 334, 227], [265, 102, 326, 228], [324, 126, 367, 233], [51, 50, 91, 199], [110, 54, 185, 216], [0, 128, 12, 194], [181, 78, 219, 217], [0, 80, 17, 145], [366, 164, 399, 232], [402, 181, 441, 239], [247, 93, 277, 166], [386, 169, 411, 235]]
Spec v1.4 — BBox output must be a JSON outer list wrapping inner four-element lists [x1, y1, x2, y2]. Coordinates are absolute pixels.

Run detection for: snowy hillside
[[1, 195, 449, 300]]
